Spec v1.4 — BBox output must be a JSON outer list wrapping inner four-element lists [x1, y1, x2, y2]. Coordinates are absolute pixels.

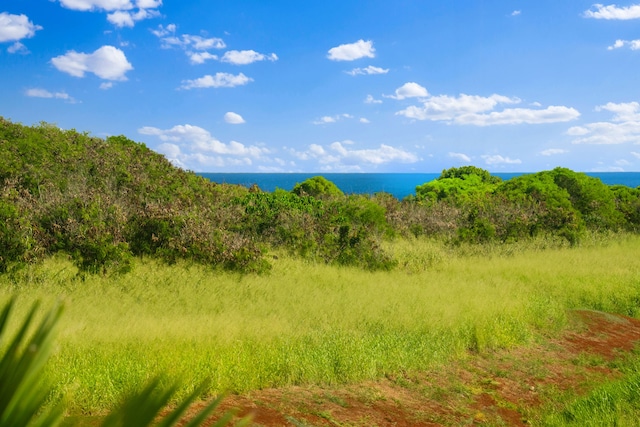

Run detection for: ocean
[[199, 172, 640, 200]]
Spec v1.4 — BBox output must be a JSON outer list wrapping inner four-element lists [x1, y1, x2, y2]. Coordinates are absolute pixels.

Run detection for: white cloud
[[397, 93, 518, 120], [152, 25, 227, 64], [25, 88, 77, 103], [182, 35, 226, 50], [455, 106, 580, 126], [290, 141, 419, 169], [346, 65, 389, 76], [359, 118, 371, 124], [220, 50, 278, 65], [159, 33, 226, 50], [7, 42, 29, 54], [395, 90, 579, 126], [58, 0, 162, 27], [608, 39, 640, 50], [151, 23, 176, 37], [58, 0, 133, 11], [51, 45, 133, 81], [631, 151, 640, 159], [107, 8, 160, 27], [330, 142, 419, 164], [448, 152, 472, 162], [540, 148, 569, 156], [0, 12, 42, 43], [224, 112, 245, 124], [481, 154, 522, 165], [327, 39, 375, 61], [188, 52, 218, 64], [100, 82, 114, 89], [365, 94, 383, 104], [313, 116, 336, 125], [512, 10, 521, 16], [584, 3, 640, 20], [139, 124, 268, 169], [569, 101, 640, 144], [136, 0, 161, 8], [312, 113, 353, 125], [386, 82, 429, 100], [179, 72, 252, 89]]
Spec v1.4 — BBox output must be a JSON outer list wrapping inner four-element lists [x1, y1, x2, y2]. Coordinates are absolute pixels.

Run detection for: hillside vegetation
[[1, 117, 639, 275]]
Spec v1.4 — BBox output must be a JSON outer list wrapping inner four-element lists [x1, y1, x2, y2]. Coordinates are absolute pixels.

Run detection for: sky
[[1, 1, 640, 173]]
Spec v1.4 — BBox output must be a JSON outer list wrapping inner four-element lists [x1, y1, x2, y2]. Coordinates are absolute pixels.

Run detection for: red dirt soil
[[185, 310, 640, 426]]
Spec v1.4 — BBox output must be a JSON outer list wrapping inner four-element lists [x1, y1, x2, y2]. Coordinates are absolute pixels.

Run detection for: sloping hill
[[0, 118, 393, 274]]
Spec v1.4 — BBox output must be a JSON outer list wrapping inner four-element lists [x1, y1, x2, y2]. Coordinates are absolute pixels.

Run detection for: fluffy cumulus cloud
[[583, 3, 640, 19], [568, 101, 640, 144], [221, 50, 278, 65], [51, 45, 133, 81], [138, 124, 268, 169], [58, 0, 162, 27], [25, 88, 77, 103], [224, 112, 245, 124], [0, 12, 42, 53], [386, 82, 429, 100], [346, 65, 389, 76], [179, 72, 252, 89], [289, 140, 419, 171], [608, 39, 640, 50], [394, 85, 580, 126], [327, 39, 375, 61]]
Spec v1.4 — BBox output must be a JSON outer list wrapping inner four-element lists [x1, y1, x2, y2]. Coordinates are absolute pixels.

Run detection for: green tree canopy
[[292, 176, 344, 198], [415, 166, 501, 203]]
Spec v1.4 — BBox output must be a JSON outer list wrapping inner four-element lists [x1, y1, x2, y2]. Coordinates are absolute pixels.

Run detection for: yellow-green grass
[[2, 234, 640, 415]]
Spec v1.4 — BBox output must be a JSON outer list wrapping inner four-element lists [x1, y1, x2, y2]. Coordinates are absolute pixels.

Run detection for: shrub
[[0, 198, 33, 273], [292, 176, 344, 198]]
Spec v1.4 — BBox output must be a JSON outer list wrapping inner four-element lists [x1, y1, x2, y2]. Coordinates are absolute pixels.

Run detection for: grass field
[[2, 234, 640, 417]]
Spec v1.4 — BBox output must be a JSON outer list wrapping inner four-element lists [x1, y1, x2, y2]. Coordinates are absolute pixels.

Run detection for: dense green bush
[[292, 175, 344, 198], [2, 117, 640, 274], [416, 166, 501, 204], [0, 198, 33, 273]]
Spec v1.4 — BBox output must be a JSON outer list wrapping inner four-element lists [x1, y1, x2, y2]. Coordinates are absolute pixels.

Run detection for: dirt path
[[192, 310, 640, 426]]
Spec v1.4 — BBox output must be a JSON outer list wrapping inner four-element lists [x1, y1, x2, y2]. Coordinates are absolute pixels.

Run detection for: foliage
[[231, 190, 395, 269], [2, 117, 640, 272], [0, 118, 394, 274], [415, 166, 501, 203], [0, 197, 34, 273], [0, 297, 250, 427], [292, 175, 344, 198]]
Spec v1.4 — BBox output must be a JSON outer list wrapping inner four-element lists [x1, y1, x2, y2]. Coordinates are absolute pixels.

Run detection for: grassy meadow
[[2, 234, 640, 417]]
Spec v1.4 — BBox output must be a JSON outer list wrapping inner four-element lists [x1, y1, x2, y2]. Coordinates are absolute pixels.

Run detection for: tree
[[292, 176, 344, 198]]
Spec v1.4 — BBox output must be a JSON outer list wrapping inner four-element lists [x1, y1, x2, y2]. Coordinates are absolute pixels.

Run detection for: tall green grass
[[2, 235, 640, 415], [540, 349, 640, 426]]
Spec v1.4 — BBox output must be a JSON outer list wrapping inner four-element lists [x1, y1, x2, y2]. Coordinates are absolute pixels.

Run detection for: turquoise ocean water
[[199, 172, 640, 200]]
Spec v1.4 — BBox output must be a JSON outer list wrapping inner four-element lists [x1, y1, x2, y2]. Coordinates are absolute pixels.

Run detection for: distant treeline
[[1, 118, 639, 274]]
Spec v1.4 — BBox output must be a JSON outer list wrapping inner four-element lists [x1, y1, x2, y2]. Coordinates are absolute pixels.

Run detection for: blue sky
[[2, 1, 640, 173]]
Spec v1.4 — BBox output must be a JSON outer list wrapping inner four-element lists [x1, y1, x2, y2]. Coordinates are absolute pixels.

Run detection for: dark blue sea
[[199, 172, 640, 200]]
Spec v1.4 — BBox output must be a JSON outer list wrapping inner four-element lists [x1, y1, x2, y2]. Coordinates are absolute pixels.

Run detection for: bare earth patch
[[188, 310, 640, 426]]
